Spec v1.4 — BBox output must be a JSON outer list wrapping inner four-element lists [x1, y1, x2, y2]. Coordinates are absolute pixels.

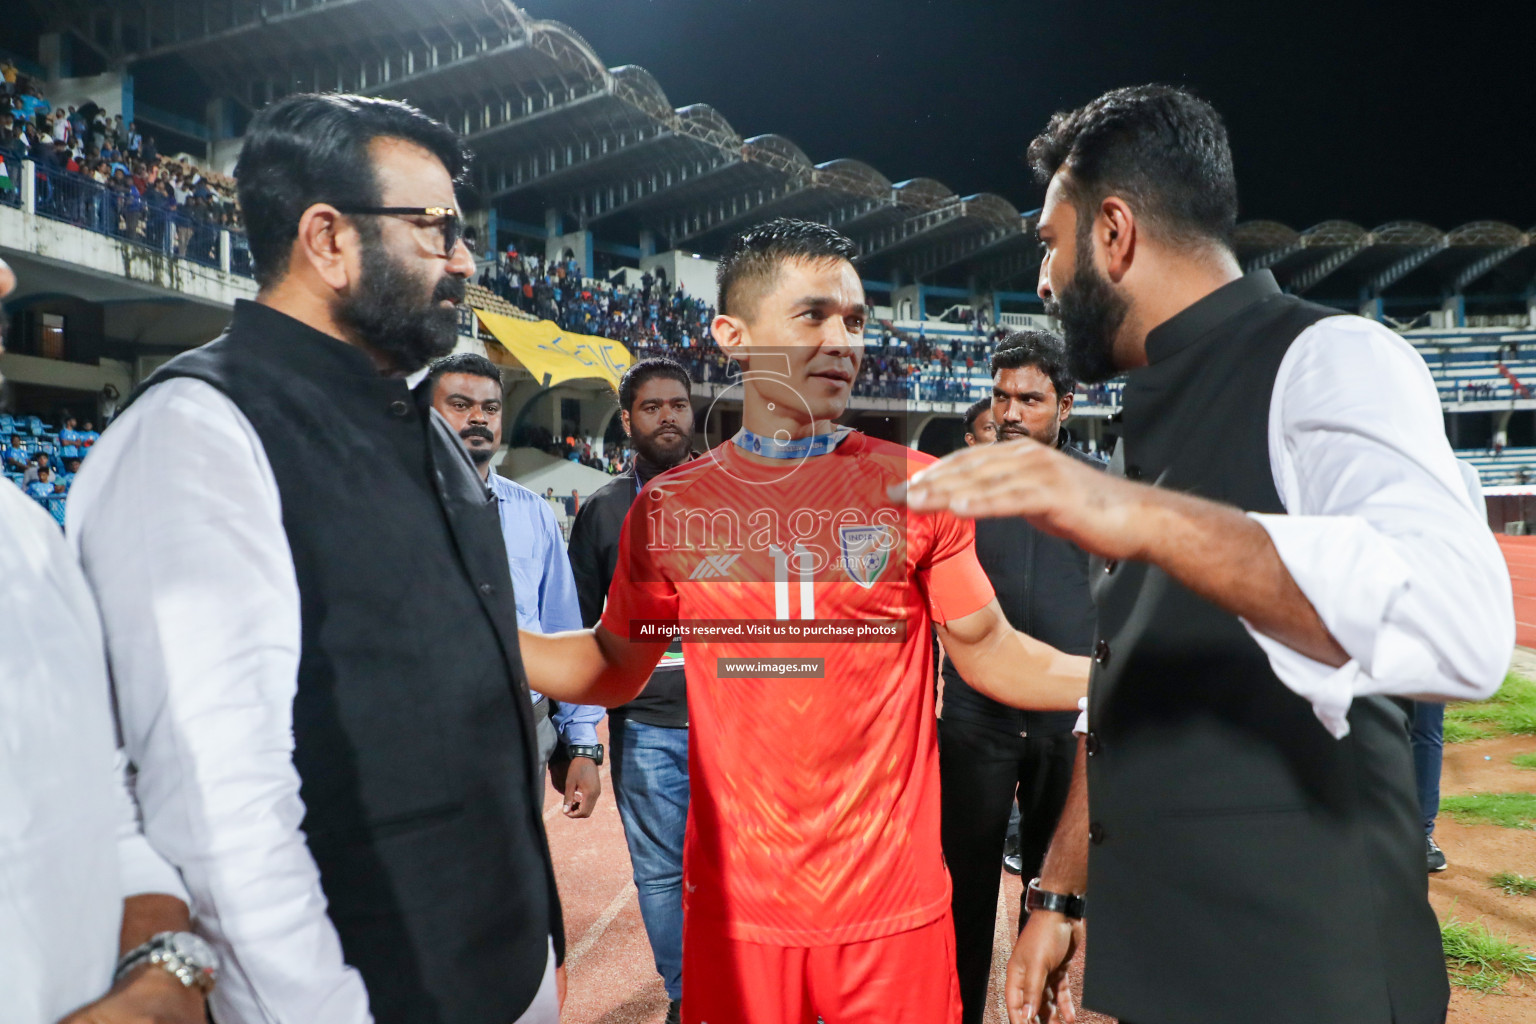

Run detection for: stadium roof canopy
[[1233, 218, 1536, 306], [33, 2, 1531, 304], [32, 0, 1040, 286]]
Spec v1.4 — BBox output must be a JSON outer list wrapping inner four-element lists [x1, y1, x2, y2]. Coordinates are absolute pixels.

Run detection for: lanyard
[[732, 426, 850, 460]]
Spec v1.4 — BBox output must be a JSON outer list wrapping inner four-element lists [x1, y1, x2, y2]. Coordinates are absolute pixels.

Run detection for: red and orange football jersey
[[601, 431, 995, 945]]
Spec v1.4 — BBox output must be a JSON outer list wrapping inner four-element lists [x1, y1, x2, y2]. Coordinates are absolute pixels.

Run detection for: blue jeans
[[1409, 701, 1444, 836], [609, 717, 689, 1000]]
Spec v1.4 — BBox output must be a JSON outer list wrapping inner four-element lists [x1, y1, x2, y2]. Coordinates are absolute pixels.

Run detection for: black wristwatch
[[1025, 877, 1086, 920], [566, 743, 604, 766]]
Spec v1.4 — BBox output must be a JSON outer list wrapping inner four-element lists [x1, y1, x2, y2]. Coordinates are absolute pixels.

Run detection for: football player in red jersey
[[520, 219, 1088, 1024]]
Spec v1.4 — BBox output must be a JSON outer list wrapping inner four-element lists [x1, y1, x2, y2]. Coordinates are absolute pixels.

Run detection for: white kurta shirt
[[1063, 313, 1511, 738], [0, 483, 121, 1021], [1242, 313, 1512, 736], [68, 379, 372, 1024], [67, 377, 559, 1024]]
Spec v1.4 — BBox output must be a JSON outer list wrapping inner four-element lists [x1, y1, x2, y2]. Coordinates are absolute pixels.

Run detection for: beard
[[1044, 228, 1129, 385], [634, 423, 691, 469], [336, 243, 465, 375]]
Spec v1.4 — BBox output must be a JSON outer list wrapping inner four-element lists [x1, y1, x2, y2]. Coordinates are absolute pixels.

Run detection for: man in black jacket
[[940, 331, 1099, 1024], [566, 357, 695, 1024], [901, 85, 1511, 1024], [69, 94, 564, 1024]]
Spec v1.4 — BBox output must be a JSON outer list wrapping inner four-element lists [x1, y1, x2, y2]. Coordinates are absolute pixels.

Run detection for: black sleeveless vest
[[1083, 273, 1447, 1024], [131, 300, 562, 1024]]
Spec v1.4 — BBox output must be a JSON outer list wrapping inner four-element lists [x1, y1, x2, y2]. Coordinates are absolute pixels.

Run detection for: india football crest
[[839, 524, 896, 588]]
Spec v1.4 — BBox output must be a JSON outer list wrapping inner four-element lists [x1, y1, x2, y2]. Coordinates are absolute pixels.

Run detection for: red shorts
[[681, 912, 962, 1024]]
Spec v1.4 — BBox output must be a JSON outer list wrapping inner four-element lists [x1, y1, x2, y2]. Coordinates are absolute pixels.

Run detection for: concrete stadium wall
[[0, 350, 132, 398], [45, 72, 129, 122], [0, 206, 256, 310], [642, 250, 719, 305]]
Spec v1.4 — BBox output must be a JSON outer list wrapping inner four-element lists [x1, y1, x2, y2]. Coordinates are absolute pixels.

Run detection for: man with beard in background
[[68, 94, 566, 1024], [423, 351, 606, 815], [566, 357, 696, 1024], [938, 331, 1100, 1024]]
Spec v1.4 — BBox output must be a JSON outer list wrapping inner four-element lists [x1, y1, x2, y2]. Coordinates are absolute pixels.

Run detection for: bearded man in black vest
[[899, 85, 1512, 1024], [69, 94, 564, 1024]]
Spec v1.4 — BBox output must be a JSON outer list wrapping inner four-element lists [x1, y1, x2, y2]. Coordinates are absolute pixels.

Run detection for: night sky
[[523, 0, 1535, 231]]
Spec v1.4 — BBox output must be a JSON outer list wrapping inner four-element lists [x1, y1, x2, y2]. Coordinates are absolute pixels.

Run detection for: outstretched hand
[[891, 439, 1147, 562], [1006, 910, 1082, 1024]]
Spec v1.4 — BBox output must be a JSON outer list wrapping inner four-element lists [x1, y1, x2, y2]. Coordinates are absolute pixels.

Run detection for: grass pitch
[[1441, 916, 1536, 993], [1445, 673, 1536, 742], [1490, 872, 1536, 897], [1439, 793, 1536, 830]]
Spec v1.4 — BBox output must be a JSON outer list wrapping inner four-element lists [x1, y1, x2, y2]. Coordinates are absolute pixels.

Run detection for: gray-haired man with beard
[[68, 94, 564, 1024]]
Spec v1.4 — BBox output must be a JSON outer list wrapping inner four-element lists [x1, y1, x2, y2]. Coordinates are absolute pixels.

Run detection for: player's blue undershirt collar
[[732, 426, 852, 459]]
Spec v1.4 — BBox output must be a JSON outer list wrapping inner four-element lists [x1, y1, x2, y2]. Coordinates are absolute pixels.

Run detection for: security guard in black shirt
[[938, 330, 1102, 1024]]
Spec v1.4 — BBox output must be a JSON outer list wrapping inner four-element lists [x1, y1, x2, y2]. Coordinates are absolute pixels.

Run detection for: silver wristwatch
[[114, 931, 220, 993]]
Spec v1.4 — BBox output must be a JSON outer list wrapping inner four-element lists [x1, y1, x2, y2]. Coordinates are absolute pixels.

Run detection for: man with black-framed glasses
[[69, 93, 567, 1024]]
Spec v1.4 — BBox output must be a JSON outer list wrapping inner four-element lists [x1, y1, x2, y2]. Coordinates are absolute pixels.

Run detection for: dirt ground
[[1432, 649, 1536, 1024]]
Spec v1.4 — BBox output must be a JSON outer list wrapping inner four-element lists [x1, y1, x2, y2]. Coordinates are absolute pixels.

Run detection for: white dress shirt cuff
[[1073, 697, 1088, 737], [1243, 512, 1413, 738]]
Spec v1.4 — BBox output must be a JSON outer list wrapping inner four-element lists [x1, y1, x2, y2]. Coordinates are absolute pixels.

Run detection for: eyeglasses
[[332, 205, 463, 258]]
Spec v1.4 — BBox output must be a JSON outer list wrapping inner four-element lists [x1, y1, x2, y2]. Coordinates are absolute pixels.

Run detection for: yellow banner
[[472, 308, 633, 390]]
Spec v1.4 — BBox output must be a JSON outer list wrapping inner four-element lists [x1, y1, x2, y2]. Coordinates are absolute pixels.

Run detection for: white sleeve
[[67, 379, 372, 1024], [1243, 316, 1514, 738], [112, 747, 191, 903]]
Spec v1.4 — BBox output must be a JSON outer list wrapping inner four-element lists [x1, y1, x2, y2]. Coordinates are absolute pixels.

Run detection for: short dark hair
[[236, 93, 469, 287], [1026, 84, 1237, 251], [963, 398, 991, 435], [716, 217, 858, 319], [423, 351, 501, 395], [618, 357, 692, 412], [990, 329, 1075, 402]]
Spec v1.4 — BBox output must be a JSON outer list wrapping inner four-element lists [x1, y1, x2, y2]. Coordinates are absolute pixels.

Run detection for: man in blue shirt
[[423, 352, 605, 817]]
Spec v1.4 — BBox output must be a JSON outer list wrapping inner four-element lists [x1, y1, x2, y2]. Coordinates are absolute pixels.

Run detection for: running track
[[1498, 535, 1536, 648]]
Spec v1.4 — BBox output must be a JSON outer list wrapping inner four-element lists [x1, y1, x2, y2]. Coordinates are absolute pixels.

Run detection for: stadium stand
[[3, 0, 1535, 509], [0, 410, 97, 524], [0, 67, 248, 275]]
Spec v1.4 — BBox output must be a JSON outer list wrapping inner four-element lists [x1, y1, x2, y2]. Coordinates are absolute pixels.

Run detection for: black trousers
[[939, 715, 1076, 1024]]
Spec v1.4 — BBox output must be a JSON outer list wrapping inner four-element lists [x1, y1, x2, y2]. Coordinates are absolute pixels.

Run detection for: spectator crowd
[[475, 247, 1102, 409], [2, 411, 98, 523], [0, 56, 245, 268]]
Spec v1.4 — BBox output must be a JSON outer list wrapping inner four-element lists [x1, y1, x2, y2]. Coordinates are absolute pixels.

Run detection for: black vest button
[[478, 583, 495, 596], [1093, 639, 1110, 666], [1089, 821, 1105, 844], [1124, 465, 1142, 481], [1085, 731, 1100, 756], [1103, 559, 1118, 574], [389, 399, 410, 417]]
